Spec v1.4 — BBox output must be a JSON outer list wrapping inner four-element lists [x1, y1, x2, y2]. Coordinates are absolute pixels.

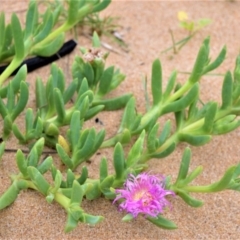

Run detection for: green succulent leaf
[[202, 45, 226, 74], [176, 147, 191, 183], [63, 79, 78, 103], [182, 166, 203, 186], [3, 115, 12, 139], [66, 169, 75, 188], [158, 120, 171, 146], [147, 215, 177, 230], [113, 143, 126, 180], [122, 213, 134, 222], [188, 44, 208, 84], [83, 213, 104, 225], [44, 122, 59, 136], [213, 119, 240, 135], [151, 59, 162, 105], [147, 123, 159, 152], [54, 88, 66, 124], [0, 13, 5, 55], [66, 0, 80, 26], [208, 166, 236, 192], [27, 166, 50, 195], [126, 131, 145, 168], [37, 156, 53, 174], [0, 181, 21, 210], [31, 33, 65, 57], [70, 180, 84, 204], [98, 66, 114, 95], [33, 9, 53, 44], [24, 0, 38, 40], [6, 81, 14, 112], [93, 93, 132, 111], [16, 149, 28, 177], [100, 157, 108, 182], [162, 83, 199, 114], [151, 142, 176, 159], [77, 166, 88, 185], [202, 102, 218, 133], [0, 141, 5, 161], [85, 182, 101, 200], [0, 65, 27, 98], [177, 190, 203, 207], [12, 124, 25, 143], [178, 133, 211, 146], [92, 31, 101, 47], [65, 213, 79, 233], [11, 81, 29, 121], [163, 70, 177, 101], [93, 0, 111, 12], [11, 13, 25, 60], [119, 97, 136, 131], [100, 175, 115, 199], [56, 143, 73, 169], [221, 71, 233, 110]]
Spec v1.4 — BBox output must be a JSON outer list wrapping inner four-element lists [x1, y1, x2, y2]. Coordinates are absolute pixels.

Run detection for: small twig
[[198, 98, 205, 106], [161, 35, 192, 54], [82, 33, 122, 55], [169, 29, 177, 54], [4, 148, 57, 154], [142, 75, 150, 111], [177, 33, 195, 52], [178, 71, 225, 76]]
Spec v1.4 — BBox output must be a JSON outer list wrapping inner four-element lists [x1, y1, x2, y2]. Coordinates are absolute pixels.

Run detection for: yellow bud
[[178, 11, 188, 22], [58, 135, 71, 155]]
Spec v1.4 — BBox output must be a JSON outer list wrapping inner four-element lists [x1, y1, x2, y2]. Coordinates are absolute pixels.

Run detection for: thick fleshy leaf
[[113, 143, 125, 180], [147, 215, 177, 230], [11, 13, 24, 60], [177, 190, 203, 207], [27, 167, 50, 195], [162, 83, 199, 114], [188, 44, 208, 84], [176, 147, 191, 182], [221, 71, 233, 110], [151, 59, 162, 105]]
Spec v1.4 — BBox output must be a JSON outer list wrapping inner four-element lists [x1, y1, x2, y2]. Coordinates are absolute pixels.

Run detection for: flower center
[[133, 189, 153, 206]]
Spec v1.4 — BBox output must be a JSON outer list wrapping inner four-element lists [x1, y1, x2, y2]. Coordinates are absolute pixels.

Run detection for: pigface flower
[[113, 173, 175, 218]]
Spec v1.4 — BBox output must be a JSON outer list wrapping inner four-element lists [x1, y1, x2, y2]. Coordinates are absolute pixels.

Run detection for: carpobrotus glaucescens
[[113, 173, 175, 218]]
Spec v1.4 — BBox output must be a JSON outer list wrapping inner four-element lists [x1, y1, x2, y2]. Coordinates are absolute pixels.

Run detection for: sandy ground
[[1, 0, 240, 239]]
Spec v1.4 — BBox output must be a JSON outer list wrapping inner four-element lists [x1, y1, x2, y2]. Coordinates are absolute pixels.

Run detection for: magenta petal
[[113, 173, 175, 218]]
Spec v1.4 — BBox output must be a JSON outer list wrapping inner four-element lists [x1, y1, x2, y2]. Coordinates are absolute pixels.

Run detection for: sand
[[1, 0, 240, 239]]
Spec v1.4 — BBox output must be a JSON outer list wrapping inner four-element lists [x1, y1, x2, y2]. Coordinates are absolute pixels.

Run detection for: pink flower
[[113, 173, 175, 218]]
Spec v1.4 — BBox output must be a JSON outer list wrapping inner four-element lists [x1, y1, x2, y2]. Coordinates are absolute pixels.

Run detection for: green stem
[[182, 185, 216, 193], [54, 191, 71, 210], [138, 81, 193, 132], [0, 58, 22, 86], [101, 81, 195, 148], [137, 106, 161, 132], [161, 35, 193, 54], [34, 23, 68, 47], [167, 81, 192, 103], [101, 129, 131, 148], [139, 133, 179, 163], [34, 4, 93, 47], [182, 108, 230, 133], [101, 136, 118, 148], [26, 180, 39, 191], [16, 177, 71, 210]]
